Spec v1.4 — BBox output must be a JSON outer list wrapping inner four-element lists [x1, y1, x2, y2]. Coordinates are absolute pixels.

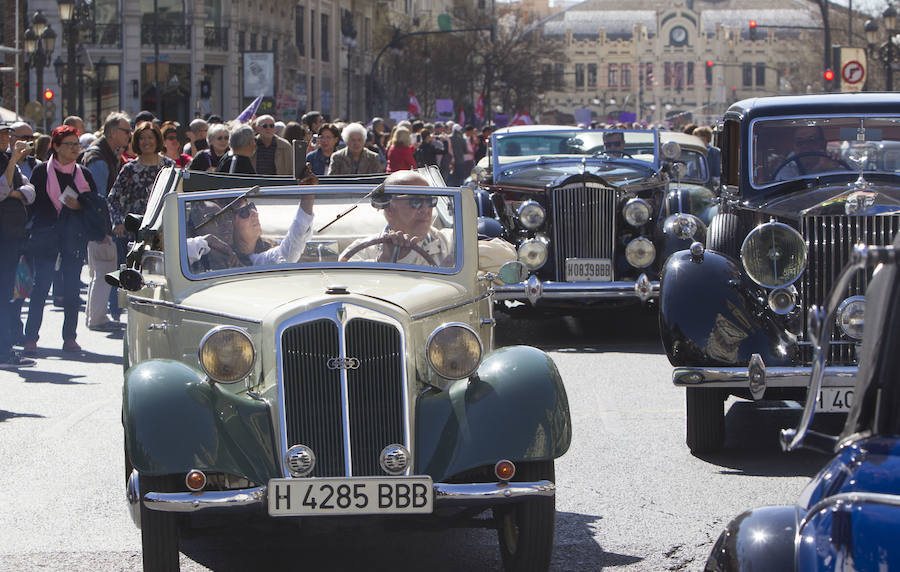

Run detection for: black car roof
[[725, 92, 900, 123]]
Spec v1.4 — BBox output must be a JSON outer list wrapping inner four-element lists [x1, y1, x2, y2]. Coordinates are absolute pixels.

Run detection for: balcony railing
[[204, 26, 228, 50], [62, 23, 121, 47], [141, 24, 191, 48]]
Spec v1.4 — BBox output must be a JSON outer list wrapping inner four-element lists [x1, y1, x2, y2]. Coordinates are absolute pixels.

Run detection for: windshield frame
[[749, 113, 900, 191], [491, 128, 660, 170], [177, 185, 464, 281]]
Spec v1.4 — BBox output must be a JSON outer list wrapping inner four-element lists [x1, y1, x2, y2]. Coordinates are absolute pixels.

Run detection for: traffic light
[[749, 20, 758, 40], [731, 87, 738, 101], [42, 89, 54, 101], [824, 69, 835, 82], [705, 60, 714, 85]]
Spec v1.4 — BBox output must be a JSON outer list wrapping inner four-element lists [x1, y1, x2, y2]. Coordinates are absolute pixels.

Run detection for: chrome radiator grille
[[801, 215, 900, 364], [551, 183, 618, 281], [280, 316, 406, 477]]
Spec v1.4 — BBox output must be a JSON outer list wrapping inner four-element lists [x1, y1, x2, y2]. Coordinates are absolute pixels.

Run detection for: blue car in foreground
[[705, 231, 900, 570]]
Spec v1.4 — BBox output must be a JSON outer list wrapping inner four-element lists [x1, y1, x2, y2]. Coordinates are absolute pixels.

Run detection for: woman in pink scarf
[[22, 125, 98, 355]]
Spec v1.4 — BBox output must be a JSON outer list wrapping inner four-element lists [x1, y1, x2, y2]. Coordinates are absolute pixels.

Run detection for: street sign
[[842, 60, 865, 84]]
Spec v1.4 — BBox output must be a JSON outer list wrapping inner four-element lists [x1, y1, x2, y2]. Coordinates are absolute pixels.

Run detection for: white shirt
[[341, 226, 455, 267]]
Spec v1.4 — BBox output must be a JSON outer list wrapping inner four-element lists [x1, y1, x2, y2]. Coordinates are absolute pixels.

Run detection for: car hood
[[178, 271, 469, 321], [494, 159, 659, 190], [743, 183, 900, 220]]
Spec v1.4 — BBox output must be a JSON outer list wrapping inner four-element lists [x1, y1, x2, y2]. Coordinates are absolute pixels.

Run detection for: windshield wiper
[[316, 180, 387, 233], [191, 185, 261, 234]]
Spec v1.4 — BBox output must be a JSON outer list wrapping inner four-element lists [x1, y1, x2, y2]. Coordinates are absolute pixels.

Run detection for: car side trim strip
[[128, 295, 263, 324]]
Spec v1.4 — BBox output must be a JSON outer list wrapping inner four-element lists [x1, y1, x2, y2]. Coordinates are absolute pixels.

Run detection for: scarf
[[46, 155, 91, 213]]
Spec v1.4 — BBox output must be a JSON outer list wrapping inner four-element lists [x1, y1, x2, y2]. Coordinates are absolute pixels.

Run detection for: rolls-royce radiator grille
[[551, 184, 618, 281], [801, 214, 900, 364], [281, 317, 405, 477]]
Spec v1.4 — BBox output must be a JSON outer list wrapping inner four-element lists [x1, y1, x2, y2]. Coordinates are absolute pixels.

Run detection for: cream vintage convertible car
[[110, 168, 572, 571]]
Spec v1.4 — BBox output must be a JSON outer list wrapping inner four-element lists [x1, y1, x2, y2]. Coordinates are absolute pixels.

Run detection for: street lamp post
[[865, 6, 900, 91], [24, 11, 56, 133], [57, 0, 93, 119]]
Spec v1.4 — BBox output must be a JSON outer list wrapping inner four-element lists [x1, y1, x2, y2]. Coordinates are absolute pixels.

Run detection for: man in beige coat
[[251, 115, 293, 175], [328, 123, 384, 175]]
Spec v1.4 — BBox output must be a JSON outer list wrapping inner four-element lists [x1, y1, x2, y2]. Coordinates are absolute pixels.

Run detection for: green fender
[[123, 359, 279, 485], [415, 345, 571, 482]]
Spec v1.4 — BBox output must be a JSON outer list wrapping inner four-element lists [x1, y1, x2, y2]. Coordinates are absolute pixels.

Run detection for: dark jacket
[[79, 136, 120, 194], [28, 161, 99, 258], [216, 153, 256, 175]]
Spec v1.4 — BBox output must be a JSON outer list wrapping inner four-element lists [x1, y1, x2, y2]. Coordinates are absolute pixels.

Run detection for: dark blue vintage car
[[704, 231, 900, 571], [473, 126, 714, 311], [660, 93, 900, 453]]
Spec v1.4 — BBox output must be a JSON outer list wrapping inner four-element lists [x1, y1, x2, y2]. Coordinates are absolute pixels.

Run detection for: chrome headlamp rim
[[836, 295, 866, 341], [517, 236, 549, 270], [623, 198, 651, 227], [197, 325, 257, 384], [664, 213, 702, 240], [740, 221, 808, 289], [625, 236, 656, 268], [516, 200, 546, 230], [425, 322, 483, 380]]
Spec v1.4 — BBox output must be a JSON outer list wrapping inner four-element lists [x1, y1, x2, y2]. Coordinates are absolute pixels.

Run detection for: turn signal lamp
[[185, 469, 207, 492], [494, 460, 516, 482]]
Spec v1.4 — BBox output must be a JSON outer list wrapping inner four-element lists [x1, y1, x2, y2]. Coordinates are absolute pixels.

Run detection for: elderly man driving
[[340, 170, 454, 266]]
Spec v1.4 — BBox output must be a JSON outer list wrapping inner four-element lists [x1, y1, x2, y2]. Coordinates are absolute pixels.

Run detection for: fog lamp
[[836, 296, 865, 341], [518, 237, 549, 270], [285, 444, 316, 477], [625, 237, 656, 268], [666, 213, 699, 240], [185, 469, 207, 492], [517, 200, 546, 230], [767, 287, 797, 315], [494, 460, 516, 482], [380, 444, 411, 475], [426, 323, 483, 379], [623, 198, 651, 227], [198, 326, 256, 383]]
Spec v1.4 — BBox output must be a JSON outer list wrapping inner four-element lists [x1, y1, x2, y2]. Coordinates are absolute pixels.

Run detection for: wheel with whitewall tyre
[[495, 460, 556, 572], [706, 213, 741, 259], [139, 474, 181, 572], [686, 387, 725, 454]]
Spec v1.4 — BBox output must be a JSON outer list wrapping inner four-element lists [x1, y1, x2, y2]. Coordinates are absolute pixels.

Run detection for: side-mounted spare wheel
[[706, 213, 741, 259], [495, 460, 556, 572], [686, 387, 725, 454], [139, 474, 181, 572]]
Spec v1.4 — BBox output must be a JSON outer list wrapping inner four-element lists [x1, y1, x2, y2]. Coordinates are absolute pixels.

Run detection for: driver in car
[[602, 131, 626, 157], [340, 170, 455, 266], [775, 126, 839, 179]]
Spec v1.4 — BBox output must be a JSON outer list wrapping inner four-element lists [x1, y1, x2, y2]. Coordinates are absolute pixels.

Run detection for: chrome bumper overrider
[[129, 472, 555, 521], [493, 273, 658, 304], [673, 353, 857, 401]]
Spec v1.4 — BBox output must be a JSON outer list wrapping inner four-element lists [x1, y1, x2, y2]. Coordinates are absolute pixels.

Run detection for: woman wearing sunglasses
[[188, 123, 230, 172], [160, 122, 192, 167]]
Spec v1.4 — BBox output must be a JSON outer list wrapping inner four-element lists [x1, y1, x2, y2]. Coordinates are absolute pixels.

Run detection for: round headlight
[[198, 326, 256, 383], [623, 198, 651, 227], [518, 237, 549, 270], [836, 296, 865, 341], [426, 323, 483, 380], [665, 213, 700, 240], [517, 200, 546, 230], [741, 222, 807, 288], [625, 237, 656, 268]]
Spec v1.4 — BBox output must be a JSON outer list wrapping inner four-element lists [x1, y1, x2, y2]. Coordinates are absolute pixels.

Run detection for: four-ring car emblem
[[327, 357, 360, 370]]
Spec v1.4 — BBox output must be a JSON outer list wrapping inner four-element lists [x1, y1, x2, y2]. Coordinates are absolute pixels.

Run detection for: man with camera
[[7, 122, 39, 179]]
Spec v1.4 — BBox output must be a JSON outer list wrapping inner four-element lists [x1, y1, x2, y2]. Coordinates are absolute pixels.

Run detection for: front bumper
[[128, 472, 555, 522], [493, 273, 657, 305]]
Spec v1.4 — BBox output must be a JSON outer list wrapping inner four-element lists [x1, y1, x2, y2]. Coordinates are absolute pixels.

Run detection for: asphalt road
[[0, 290, 836, 571]]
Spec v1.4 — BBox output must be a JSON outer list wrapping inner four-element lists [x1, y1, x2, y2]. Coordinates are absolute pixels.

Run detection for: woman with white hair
[[188, 123, 230, 172], [328, 122, 384, 175]]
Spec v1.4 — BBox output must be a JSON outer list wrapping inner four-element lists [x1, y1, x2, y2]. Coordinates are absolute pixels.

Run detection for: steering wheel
[[340, 235, 438, 266], [771, 152, 852, 179], [593, 150, 634, 159]]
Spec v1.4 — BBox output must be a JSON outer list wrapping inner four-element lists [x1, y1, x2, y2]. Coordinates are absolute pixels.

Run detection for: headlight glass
[[836, 296, 865, 340], [426, 323, 483, 380], [741, 222, 807, 288], [518, 237, 549, 270], [517, 201, 546, 230], [666, 213, 699, 240], [198, 326, 256, 383], [625, 237, 656, 268], [623, 198, 651, 227]]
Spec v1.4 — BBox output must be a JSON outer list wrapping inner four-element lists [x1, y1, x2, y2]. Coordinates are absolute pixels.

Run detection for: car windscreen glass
[[181, 189, 459, 278], [677, 149, 708, 181], [494, 130, 657, 167], [751, 116, 900, 188]]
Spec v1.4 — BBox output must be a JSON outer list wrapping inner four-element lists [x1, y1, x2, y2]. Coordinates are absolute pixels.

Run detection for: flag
[[459, 107, 466, 126], [509, 110, 533, 126], [408, 91, 421, 116], [474, 94, 484, 123], [236, 94, 264, 123]]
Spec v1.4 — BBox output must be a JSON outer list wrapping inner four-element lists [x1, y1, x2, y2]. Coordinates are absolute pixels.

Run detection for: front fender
[[706, 505, 802, 571], [415, 345, 571, 482], [123, 359, 279, 484], [659, 249, 798, 367]]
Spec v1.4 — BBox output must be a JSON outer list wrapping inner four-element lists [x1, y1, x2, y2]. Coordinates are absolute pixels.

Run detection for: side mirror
[[661, 140, 682, 161], [104, 268, 145, 292], [498, 261, 528, 285]]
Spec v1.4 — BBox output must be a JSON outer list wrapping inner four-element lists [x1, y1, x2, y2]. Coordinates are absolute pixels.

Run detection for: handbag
[[0, 196, 28, 241], [77, 191, 112, 241], [13, 255, 33, 299], [26, 224, 60, 257]]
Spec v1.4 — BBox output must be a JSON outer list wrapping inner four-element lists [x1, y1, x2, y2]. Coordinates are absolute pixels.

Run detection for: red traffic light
[[42, 89, 54, 101], [706, 60, 714, 68], [749, 20, 757, 29], [824, 69, 835, 81]]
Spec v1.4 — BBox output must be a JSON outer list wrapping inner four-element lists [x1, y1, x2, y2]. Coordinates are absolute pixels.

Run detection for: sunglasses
[[13, 134, 34, 140], [235, 202, 258, 218], [214, 135, 229, 141], [404, 196, 438, 209], [604, 139, 625, 147], [165, 134, 179, 141], [259, 123, 275, 129]]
